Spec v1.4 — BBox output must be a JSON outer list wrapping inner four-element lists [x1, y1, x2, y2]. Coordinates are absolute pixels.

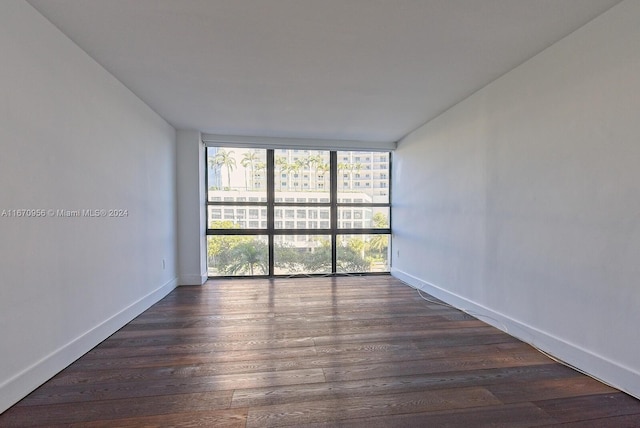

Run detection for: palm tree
[[254, 161, 266, 190], [353, 162, 363, 181], [275, 156, 289, 191], [316, 162, 329, 190], [212, 149, 236, 189], [227, 241, 267, 275], [368, 212, 389, 259], [308, 154, 323, 190], [241, 151, 259, 190], [338, 162, 353, 191], [288, 161, 302, 191], [294, 158, 310, 190], [368, 234, 388, 255]]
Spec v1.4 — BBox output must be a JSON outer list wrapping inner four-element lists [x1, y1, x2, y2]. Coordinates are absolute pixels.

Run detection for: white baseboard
[[391, 268, 640, 400], [178, 273, 208, 286], [0, 277, 178, 413]]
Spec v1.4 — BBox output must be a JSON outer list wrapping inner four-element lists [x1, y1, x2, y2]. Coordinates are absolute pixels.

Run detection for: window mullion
[[330, 151, 338, 273], [267, 149, 275, 276]]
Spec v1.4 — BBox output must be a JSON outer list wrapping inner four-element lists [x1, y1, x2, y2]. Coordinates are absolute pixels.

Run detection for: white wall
[[177, 130, 208, 285], [392, 0, 640, 398], [0, 0, 178, 412]]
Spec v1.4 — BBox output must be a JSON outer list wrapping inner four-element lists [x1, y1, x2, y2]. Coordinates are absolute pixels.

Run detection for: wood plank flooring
[[2, 275, 639, 427]]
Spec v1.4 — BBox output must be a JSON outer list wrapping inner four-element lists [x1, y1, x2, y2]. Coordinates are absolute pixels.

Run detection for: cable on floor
[[397, 278, 622, 394]]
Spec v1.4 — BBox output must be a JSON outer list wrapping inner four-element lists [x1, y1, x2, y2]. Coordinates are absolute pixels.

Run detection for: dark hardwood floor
[[2, 275, 639, 427]]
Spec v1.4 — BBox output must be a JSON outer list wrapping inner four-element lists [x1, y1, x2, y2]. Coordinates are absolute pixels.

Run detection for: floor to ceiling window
[[206, 147, 391, 277]]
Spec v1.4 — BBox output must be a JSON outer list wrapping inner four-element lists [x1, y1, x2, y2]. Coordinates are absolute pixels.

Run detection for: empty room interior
[[1, 0, 640, 426]]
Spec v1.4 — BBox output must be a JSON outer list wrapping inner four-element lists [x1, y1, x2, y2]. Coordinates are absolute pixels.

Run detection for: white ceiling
[[28, 0, 621, 144]]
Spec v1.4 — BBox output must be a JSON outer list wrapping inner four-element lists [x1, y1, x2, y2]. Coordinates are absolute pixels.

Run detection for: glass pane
[[274, 149, 330, 198], [337, 151, 389, 203], [337, 207, 389, 229], [337, 234, 390, 273], [274, 235, 331, 275], [207, 235, 268, 276], [208, 206, 267, 229], [207, 147, 267, 202], [274, 206, 331, 229]]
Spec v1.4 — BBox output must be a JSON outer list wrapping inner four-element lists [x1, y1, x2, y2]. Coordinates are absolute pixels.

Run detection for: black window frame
[[206, 148, 391, 277]]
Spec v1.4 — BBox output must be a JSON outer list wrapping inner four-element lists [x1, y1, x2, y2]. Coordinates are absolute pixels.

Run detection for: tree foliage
[[208, 233, 374, 275]]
